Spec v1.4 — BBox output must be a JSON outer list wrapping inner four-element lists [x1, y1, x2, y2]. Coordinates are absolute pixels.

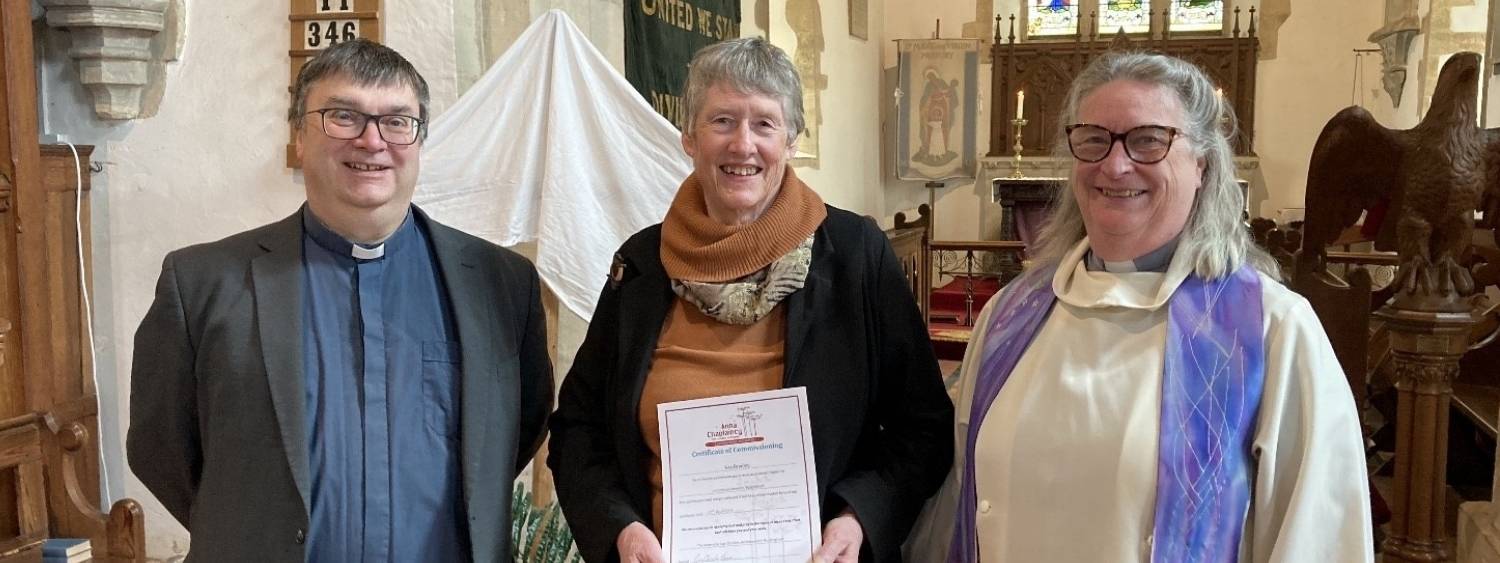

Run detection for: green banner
[[625, 0, 740, 129]]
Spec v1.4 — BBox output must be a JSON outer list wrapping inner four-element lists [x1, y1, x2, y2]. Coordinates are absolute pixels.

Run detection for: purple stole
[[948, 262, 1266, 562]]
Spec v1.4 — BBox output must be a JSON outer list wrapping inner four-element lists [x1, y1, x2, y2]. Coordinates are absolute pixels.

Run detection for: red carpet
[[927, 276, 1000, 361]]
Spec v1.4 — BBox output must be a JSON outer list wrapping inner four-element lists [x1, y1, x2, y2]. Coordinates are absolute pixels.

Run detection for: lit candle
[[1017, 89, 1025, 117]]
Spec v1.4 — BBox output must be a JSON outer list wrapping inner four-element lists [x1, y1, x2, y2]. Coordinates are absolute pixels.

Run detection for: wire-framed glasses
[[304, 108, 425, 146], [1064, 124, 1180, 164]]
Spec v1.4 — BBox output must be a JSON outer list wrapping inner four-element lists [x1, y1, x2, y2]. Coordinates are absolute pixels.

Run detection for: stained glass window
[[1028, 0, 1224, 38], [1028, 0, 1080, 37], [1170, 0, 1223, 33], [1100, 0, 1150, 35]]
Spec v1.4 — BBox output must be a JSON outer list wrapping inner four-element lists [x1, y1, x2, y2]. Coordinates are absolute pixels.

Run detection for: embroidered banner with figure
[[896, 39, 979, 182]]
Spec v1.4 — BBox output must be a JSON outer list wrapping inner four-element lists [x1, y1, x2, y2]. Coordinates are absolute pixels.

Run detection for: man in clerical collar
[[126, 39, 553, 563]]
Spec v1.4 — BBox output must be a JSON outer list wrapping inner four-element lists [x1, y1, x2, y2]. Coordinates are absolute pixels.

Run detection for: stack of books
[[40, 539, 90, 563]]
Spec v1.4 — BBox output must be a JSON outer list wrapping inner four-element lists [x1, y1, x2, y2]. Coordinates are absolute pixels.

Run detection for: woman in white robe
[[906, 52, 1373, 562]]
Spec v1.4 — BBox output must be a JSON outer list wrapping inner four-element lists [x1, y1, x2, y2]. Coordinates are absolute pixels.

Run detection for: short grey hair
[[1032, 51, 1277, 280], [682, 37, 805, 144], [287, 39, 431, 141]]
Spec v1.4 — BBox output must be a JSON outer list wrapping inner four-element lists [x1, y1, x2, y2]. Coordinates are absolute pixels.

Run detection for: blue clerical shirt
[[300, 207, 468, 562]]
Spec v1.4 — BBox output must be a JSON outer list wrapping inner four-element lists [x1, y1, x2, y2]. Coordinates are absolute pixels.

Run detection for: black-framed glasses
[[304, 108, 425, 146], [1065, 124, 1180, 164]]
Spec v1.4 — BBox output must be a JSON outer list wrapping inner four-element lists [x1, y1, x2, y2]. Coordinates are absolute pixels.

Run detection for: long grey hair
[[1031, 51, 1277, 280]]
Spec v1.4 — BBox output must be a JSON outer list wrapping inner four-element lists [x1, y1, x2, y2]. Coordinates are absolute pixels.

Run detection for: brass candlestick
[[1009, 117, 1028, 178]]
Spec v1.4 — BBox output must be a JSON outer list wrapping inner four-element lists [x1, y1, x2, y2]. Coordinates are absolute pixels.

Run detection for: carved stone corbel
[[38, 0, 168, 120], [1368, 1, 1421, 108]]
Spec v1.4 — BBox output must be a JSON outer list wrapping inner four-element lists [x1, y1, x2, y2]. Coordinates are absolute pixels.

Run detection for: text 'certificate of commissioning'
[[657, 387, 821, 563]]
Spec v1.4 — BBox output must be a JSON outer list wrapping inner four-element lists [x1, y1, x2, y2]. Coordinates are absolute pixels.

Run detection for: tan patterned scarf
[[660, 166, 826, 324]]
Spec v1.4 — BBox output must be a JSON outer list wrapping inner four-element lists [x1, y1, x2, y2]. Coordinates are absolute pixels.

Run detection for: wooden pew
[[885, 205, 1028, 361], [889, 204, 931, 323]]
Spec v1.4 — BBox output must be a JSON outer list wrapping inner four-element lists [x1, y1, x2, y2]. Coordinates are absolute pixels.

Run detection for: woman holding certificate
[[548, 37, 954, 563], [905, 52, 1373, 562]]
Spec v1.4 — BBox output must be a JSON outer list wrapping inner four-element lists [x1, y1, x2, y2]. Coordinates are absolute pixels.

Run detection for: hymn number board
[[287, 0, 383, 167]]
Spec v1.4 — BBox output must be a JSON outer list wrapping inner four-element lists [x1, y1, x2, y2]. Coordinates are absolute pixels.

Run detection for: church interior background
[[6, 0, 1500, 560]]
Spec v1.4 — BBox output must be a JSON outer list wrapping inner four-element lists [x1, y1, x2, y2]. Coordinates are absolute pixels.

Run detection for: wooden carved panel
[[36, 145, 94, 405], [989, 9, 1260, 157], [0, 171, 10, 213], [0, 417, 49, 554], [0, 171, 11, 421], [3, 2, 145, 559]]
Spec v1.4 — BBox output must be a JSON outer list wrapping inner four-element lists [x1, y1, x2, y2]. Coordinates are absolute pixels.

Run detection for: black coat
[[548, 205, 954, 562]]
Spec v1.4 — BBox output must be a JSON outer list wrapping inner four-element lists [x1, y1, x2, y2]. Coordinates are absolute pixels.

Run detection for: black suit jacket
[[126, 207, 553, 562], [548, 206, 954, 562]]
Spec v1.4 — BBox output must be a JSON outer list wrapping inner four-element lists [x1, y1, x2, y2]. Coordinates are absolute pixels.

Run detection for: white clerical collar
[[1096, 257, 1140, 273], [1055, 238, 1194, 311], [301, 205, 410, 261], [1084, 236, 1180, 273], [351, 244, 384, 260]]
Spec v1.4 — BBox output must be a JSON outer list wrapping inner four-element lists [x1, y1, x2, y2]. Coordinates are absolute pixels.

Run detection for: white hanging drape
[[415, 9, 690, 320]]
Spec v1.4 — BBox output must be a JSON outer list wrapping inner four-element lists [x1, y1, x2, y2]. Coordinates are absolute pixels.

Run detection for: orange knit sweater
[[638, 165, 825, 534]]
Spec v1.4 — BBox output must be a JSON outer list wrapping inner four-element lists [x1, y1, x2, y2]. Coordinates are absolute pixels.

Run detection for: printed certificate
[[658, 387, 821, 562]]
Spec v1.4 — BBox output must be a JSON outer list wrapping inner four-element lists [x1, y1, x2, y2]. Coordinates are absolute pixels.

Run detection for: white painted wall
[[33, 0, 1464, 559], [1253, 0, 1396, 219], [35, 0, 470, 558], [740, 0, 888, 218], [34, 0, 661, 557], [880, 0, 991, 241]]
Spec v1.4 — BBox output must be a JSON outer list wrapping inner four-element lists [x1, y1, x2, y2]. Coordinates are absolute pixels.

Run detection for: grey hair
[[287, 39, 431, 141], [1032, 51, 1278, 280], [682, 37, 805, 144]]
